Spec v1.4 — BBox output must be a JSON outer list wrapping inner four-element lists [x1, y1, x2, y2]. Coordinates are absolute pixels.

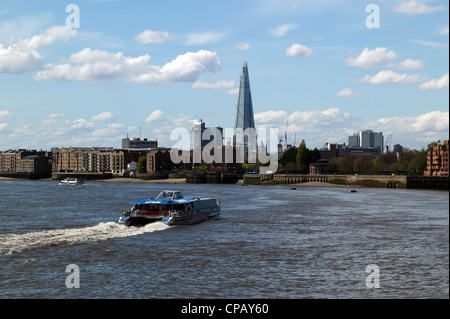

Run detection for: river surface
[[0, 180, 448, 299]]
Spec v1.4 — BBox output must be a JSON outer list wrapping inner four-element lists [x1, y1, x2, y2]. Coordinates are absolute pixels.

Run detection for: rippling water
[[0, 180, 448, 298]]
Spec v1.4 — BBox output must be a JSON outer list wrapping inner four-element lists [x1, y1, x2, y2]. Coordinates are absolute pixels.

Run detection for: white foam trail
[[0, 222, 170, 255]]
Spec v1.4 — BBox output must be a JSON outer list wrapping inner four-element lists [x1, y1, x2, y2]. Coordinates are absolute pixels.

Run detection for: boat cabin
[[156, 190, 184, 200]]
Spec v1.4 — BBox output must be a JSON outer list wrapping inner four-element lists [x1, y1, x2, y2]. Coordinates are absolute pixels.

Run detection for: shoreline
[[0, 176, 350, 188]]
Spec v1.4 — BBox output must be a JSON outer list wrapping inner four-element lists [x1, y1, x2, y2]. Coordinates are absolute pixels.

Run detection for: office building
[[348, 130, 384, 155], [122, 137, 158, 149]]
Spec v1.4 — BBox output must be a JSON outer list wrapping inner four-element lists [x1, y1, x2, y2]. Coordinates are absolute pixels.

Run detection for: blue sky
[[0, 0, 448, 151]]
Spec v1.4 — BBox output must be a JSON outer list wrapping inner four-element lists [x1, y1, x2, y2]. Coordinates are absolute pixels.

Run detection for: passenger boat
[[118, 190, 221, 227], [60, 177, 86, 185]]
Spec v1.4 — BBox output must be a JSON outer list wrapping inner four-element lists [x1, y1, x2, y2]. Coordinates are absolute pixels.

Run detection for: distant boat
[[60, 177, 86, 185], [349, 189, 357, 193], [118, 190, 221, 227]]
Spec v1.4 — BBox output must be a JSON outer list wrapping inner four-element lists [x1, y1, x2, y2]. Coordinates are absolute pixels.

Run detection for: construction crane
[[284, 115, 289, 145], [385, 134, 392, 153]]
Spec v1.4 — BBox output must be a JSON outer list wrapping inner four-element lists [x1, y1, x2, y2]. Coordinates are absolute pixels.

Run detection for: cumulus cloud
[[142, 109, 194, 147], [253, 107, 448, 150], [256, 108, 352, 127], [92, 112, 115, 122], [34, 48, 150, 81], [131, 50, 221, 83], [0, 25, 77, 74], [361, 70, 426, 84], [364, 110, 449, 150], [135, 30, 170, 44], [0, 110, 13, 120], [366, 111, 449, 133], [393, 1, 445, 15], [336, 87, 360, 97], [285, 43, 313, 57], [145, 110, 165, 123], [0, 43, 43, 73], [0, 123, 8, 133], [419, 73, 449, 90], [34, 49, 220, 83], [17, 25, 77, 51], [270, 23, 298, 37], [255, 108, 355, 147], [385, 59, 425, 70], [72, 119, 94, 129], [345, 47, 396, 68]]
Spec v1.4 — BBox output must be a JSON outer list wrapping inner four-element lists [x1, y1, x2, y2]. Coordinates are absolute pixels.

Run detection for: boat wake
[[0, 222, 170, 255]]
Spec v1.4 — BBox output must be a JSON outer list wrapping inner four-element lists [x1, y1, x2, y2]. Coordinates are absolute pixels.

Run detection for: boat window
[[174, 192, 183, 199]]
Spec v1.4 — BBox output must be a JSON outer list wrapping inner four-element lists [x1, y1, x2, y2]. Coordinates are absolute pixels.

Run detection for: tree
[[280, 146, 297, 166], [296, 139, 309, 173], [137, 156, 147, 173], [427, 140, 441, 150]]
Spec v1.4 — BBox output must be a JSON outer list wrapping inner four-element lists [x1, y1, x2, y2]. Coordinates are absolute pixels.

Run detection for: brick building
[[424, 140, 449, 176], [0, 150, 51, 176]]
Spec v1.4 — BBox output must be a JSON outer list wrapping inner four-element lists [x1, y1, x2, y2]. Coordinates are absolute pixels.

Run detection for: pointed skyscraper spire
[[234, 61, 255, 131]]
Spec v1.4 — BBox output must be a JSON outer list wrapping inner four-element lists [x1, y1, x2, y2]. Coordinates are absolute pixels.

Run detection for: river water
[[0, 180, 448, 299]]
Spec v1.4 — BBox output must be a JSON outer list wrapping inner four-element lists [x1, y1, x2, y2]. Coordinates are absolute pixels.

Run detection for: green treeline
[[279, 139, 432, 175]]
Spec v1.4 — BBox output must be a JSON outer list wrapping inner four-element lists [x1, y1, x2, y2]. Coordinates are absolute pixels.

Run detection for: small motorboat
[[60, 177, 86, 185]]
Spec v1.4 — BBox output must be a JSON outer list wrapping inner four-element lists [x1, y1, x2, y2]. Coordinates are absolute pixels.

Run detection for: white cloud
[[256, 108, 352, 127], [253, 107, 448, 150], [345, 47, 396, 68], [0, 110, 12, 120], [385, 59, 425, 70], [130, 50, 221, 83], [34, 47, 150, 81], [0, 123, 8, 133], [17, 25, 77, 51], [135, 30, 170, 44], [48, 113, 64, 119], [364, 111, 449, 150], [145, 110, 165, 123], [393, 1, 445, 15], [34, 48, 220, 83], [270, 23, 298, 37], [92, 112, 115, 122], [361, 70, 426, 84], [72, 119, 95, 129], [285, 43, 313, 57], [0, 25, 77, 74], [224, 88, 239, 95], [419, 73, 449, 90], [192, 80, 236, 89], [234, 42, 250, 50], [185, 32, 225, 45], [255, 110, 289, 124], [0, 43, 43, 73], [255, 108, 355, 147], [336, 87, 360, 97], [142, 110, 194, 147], [366, 111, 449, 133]]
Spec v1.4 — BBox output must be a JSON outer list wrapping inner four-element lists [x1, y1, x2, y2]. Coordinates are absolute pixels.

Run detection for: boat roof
[[130, 196, 203, 205], [130, 190, 211, 205]]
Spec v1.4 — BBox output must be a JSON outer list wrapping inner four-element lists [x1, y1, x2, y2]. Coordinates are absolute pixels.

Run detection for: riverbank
[[95, 178, 186, 184], [1, 175, 447, 190]]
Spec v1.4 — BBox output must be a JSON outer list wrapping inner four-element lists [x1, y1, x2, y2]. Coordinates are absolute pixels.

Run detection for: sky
[[0, 0, 448, 151]]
